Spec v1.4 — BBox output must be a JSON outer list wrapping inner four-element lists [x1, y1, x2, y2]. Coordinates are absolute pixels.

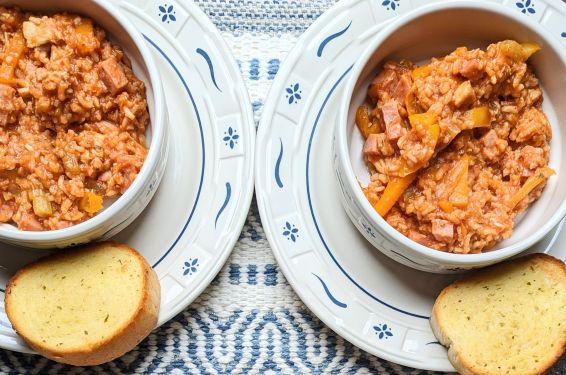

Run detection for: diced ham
[[453, 80, 476, 108], [517, 145, 546, 173], [369, 61, 413, 102], [431, 219, 454, 243], [0, 84, 16, 126], [363, 134, 379, 157], [459, 59, 483, 80], [509, 107, 551, 144], [22, 19, 56, 48], [363, 133, 395, 158], [481, 129, 507, 161], [17, 213, 43, 231], [381, 99, 406, 142], [54, 220, 72, 230], [392, 73, 412, 105], [98, 57, 128, 95], [408, 230, 435, 247], [369, 69, 397, 102], [93, 121, 119, 134], [0, 203, 13, 222], [0, 84, 16, 108], [98, 170, 112, 182], [503, 145, 546, 178]]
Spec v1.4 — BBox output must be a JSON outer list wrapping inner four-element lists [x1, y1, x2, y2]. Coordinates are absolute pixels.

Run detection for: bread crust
[[430, 253, 566, 375], [4, 241, 161, 366]]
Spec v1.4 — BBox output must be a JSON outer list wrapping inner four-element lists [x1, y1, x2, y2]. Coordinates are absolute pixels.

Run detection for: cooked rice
[[358, 41, 553, 253], [0, 7, 149, 231]]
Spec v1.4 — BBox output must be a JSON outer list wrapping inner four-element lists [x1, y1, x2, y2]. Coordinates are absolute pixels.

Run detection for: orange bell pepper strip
[[373, 173, 417, 216], [0, 32, 26, 85], [411, 65, 431, 80], [356, 105, 379, 139], [462, 107, 491, 129], [507, 167, 554, 209], [80, 191, 104, 214]]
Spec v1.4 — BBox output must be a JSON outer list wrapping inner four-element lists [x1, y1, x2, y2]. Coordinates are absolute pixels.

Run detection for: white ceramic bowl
[[0, 0, 167, 249], [334, 1, 566, 273]]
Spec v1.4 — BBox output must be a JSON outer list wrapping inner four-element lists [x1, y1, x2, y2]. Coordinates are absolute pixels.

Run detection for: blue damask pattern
[[0, 306, 446, 374]]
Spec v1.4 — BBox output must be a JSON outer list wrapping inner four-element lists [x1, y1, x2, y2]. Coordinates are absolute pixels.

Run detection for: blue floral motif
[[373, 323, 393, 339], [183, 258, 199, 276], [516, 0, 535, 14], [562, 32, 566, 38], [282, 222, 299, 242], [382, 0, 400, 11], [223, 127, 240, 149], [158, 4, 177, 23], [285, 83, 302, 104]]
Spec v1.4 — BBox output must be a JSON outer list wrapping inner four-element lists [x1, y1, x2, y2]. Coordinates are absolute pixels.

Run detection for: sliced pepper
[[438, 199, 455, 213], [411, 65, 431, 80], [373, 173, 417, 216], [507, 166, 554, 209], [80, 191, 103, 214], [520, 42, 540, 60], [405, 90, 421, 116], [73, 19, 98, 55], [448, 155, 469, 208], [75, 19, 93, 35], [0, 32, 26, 85], [356, 105, 373, 139], [32, 192, 53, 218], [438, 155, 469, 206], [499, 40, 541, 61], [409, 112, 437, 129], [463, 106, 491, 129], [62, 154, 80, 175]]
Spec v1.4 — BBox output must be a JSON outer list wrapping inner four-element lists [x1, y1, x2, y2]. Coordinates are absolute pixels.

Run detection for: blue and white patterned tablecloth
[[1, 1, 565, 374]]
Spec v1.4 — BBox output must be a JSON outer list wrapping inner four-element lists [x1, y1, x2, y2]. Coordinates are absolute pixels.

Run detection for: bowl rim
[[0, 0, 166, 242], [336, 0, 566, 264]]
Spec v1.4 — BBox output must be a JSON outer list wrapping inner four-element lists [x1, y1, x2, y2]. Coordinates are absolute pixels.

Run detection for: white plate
[[255, 0, 566, 371], [0, 0, 254, 353]]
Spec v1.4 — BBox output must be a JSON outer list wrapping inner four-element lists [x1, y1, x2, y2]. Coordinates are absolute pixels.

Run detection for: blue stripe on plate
[[305, 65, 429, 320], [143, 35, 206, 268]]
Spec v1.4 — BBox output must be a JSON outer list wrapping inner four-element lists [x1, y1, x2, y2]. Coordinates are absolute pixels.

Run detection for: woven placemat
[[1, 1, 565, 373]]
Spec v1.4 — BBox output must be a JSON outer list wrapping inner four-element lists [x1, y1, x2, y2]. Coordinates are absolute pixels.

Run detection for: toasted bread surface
[[5, 241, 160, 366], [431, 254, 566, 375]]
